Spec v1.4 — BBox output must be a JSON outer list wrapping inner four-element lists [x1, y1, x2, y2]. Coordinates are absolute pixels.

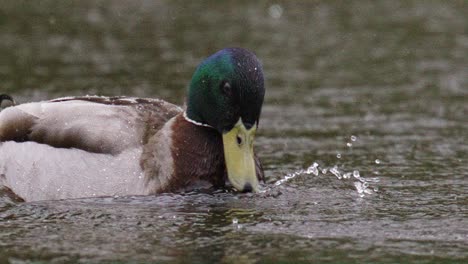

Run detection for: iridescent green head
[[186, 48, 265, 132], [186, 48, 265, 192]]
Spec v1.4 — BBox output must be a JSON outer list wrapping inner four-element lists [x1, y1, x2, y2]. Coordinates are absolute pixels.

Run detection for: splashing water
[[273, 162, 379, 197], [274, 162, 320, 186]]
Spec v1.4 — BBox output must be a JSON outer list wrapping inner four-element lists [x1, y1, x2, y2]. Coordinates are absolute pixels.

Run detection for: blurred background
[[0, 1, 467, 263], [1, 1, 466, 101]]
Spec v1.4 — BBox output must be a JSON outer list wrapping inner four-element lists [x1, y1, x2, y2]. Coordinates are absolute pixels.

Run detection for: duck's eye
[[236, 135, 243, 146], [220, 81, 231, 96]]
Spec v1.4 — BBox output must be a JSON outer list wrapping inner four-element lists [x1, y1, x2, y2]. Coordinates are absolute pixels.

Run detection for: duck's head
[[186, 48, 265, 193]]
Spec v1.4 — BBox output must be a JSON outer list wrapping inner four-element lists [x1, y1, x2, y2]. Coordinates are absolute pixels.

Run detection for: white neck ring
[[183, 111, 213, 128]]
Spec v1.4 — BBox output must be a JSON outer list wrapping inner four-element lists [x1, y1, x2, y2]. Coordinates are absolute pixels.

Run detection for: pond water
[[0, 1, 467, 263]]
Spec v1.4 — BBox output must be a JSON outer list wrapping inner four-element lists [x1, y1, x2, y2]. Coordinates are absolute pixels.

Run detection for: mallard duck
[[0, 48, 265, 202]]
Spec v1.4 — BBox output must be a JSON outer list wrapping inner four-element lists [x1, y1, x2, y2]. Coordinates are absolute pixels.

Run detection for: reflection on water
[[1, 0, 467, 263]]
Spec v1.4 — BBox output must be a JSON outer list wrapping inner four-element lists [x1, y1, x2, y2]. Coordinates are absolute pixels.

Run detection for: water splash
[[274, 162, 319, 186], [272, 135, 381, 197], [330, 165, 342, 179], [273, 162, 379, 197]]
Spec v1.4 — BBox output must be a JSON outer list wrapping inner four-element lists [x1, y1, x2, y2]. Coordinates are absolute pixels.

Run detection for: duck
[[0, 48, 265, 202]]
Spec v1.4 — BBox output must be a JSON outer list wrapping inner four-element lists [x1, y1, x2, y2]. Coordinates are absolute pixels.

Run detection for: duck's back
[[0, 96, 182, 201]]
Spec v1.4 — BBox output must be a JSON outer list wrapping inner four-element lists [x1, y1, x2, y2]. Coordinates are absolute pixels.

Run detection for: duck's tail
[[0, 94, 16, 110]]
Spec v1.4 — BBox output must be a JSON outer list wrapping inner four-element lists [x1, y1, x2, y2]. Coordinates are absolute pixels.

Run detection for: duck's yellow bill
[[222, 119, 258, 192]]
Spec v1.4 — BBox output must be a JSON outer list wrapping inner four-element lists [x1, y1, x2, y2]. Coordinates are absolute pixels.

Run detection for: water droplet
[[353, 170, 360, 178], [305, 162, 319, 176], [354, 181, 364, 194], [375, 159, 381, 164], [232, 218, 238, 224], [330, 166, 342, 179], [351, 135, 357, 141], [321, 168, 328, 174], [346, 142, 352, 147], [268, 4, 283, 19], [336, 153, 341, 159]]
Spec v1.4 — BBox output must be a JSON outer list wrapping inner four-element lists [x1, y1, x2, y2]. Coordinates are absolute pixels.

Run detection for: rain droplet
[[346, 142, 352, 147], [375, 159, 381, 164], [232, 218, 238, 224], [336, 153, 341, 159], [351, 135, 357, 141], [268, 4, 283, 19]]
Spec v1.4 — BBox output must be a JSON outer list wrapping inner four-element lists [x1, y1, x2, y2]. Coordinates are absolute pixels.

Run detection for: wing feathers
[[0, 97, 181, 155]]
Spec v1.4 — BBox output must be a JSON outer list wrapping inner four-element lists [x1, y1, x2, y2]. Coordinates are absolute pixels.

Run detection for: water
[[1, 1, 467, 263]]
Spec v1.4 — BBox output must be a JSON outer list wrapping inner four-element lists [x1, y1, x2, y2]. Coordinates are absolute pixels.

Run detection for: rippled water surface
[[1, 1, 467, 263]]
